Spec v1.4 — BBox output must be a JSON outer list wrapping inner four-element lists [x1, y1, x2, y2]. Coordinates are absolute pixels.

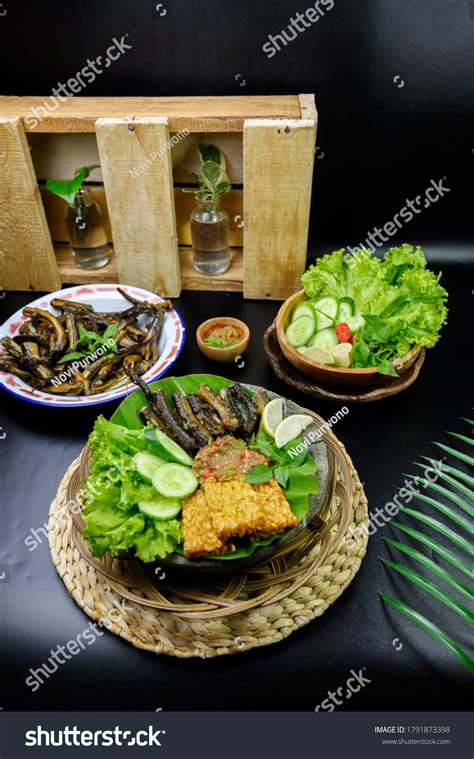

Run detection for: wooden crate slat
[[1, 96, 316, 299], [180, 248, 243, 292], [243, 118, 316, 300], [55, 243, 243, 293], [28, 131, 244, 184], [0, 96, 301, 133], [0, 117, 61, 292], [41, 186, 244, 247], [55, 244, 117, 284], [95, 117, 181, 297], [298, 93, 318, 121]]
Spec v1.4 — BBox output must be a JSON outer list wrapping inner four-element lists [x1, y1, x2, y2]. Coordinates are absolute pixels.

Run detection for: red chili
[[336, 322, 351, 343]]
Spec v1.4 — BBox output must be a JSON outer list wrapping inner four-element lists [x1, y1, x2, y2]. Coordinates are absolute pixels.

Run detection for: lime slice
[[302, 346, 334, 365], [274, 414, 313, 449], [331, 343, 353, 368], [262, 398, 284, 437]]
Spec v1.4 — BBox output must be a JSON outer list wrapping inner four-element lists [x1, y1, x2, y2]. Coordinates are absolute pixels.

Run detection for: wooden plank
[[0, 117, 61, 292], [243, 118, 316, 300], [95, 117, 181, 297], [0, 96, 302, 133], [180, 248, 243, 292], [42, 185, 244, 247], [298, 94, 318, 121], [55, 243, 244, 293], [28, 131, 244, 184], [55, 243, 117, 284], [29, 133, 103, 181]]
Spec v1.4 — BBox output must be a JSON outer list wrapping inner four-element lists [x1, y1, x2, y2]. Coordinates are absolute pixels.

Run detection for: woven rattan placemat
[[48, 431, 368, 658]]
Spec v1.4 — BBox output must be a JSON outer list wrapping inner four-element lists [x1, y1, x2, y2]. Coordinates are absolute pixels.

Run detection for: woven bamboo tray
[[48, 419, 368, 658]]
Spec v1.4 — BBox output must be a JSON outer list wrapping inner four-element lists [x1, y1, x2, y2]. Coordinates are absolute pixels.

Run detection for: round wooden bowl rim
[[276, 290, 421, 376]]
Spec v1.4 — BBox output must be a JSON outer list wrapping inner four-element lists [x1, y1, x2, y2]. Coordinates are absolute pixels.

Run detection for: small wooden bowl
[[276, 290, 421, 389], [196, 317, 250, 363]]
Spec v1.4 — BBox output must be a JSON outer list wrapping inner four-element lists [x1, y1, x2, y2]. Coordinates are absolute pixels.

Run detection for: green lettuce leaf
[[301, 248, 349, 301], [81, 417, 182, 562], [301, 245, 448, 372]]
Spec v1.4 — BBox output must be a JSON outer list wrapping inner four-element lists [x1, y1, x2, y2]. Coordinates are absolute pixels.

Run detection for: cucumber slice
[[310, 328, 339, 352], [152, 463, 198, 499], [144, 428, 194, 466], [138, 496, 182, 520], [313, 297, 338, 329], [285, 315, 315, 347], [338, 297, 355, 322], [133, 451, 166, 483], [292, 302, 316, 324], [346, 314, 366, 333]]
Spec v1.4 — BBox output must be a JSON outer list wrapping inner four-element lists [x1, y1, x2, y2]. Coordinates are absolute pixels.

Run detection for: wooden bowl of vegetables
[[276, 290, 421, 389], [197, 317, 250, 363]]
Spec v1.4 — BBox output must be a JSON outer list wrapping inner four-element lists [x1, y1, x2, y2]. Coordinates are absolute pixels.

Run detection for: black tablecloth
[[0, 262, 472, 711]]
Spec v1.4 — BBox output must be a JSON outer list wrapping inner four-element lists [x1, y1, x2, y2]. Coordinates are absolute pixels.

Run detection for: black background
[[0, 0, 473, 253], [0, 0, 473, 713]]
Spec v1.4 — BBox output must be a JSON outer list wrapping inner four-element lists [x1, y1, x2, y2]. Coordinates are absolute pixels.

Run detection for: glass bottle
[[190, 196, 230, 275], [65, 187, 110, 270]]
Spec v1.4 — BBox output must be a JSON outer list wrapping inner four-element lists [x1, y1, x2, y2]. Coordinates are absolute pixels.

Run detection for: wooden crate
[[0, 95, 317, 299]]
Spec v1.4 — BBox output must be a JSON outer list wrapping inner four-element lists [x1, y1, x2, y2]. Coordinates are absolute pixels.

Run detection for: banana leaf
[[110, 374, 318, 561]]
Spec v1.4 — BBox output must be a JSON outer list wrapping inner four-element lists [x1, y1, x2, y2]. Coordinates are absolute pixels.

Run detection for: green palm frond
[[392, 522, 472, 578], [413, 462, 474, 504], [396, 506, 473, 555], [446, 431, 474, 447], [380, 593, 474, 674], [381, 558, 474, 624], [420, 456, 474, 487], [461, 417, 474, 426], [383, 537, 473, 599], [400, 480, 474, 531], [381, 418, 474, 675], [432, 442, 474, 467]]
